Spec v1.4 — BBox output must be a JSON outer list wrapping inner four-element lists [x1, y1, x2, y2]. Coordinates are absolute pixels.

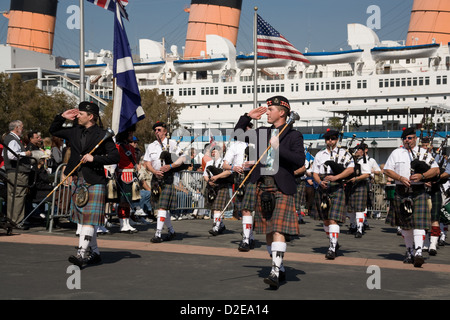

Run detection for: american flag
[[87, 0, 128, 19], [111, 2, 144, 134], [257, 14, 309, 63]]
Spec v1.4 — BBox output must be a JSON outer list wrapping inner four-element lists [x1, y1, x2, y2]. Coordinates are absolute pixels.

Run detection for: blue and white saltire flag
[[112, 1, 144, 135]]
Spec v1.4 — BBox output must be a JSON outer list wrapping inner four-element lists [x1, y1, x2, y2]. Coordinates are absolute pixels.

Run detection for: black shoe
[[150, 235, 163, 243], [218, 225, 226, 234], [238, 241, 250, 252], [164, 231, 176, 241], [249, 239, 255, 250], [263, 271, 279, 290], [413, 254, 425, 268], [438, 239, 446, 246], [429, 248, 437, 256], [68, 255, 85, 268], [355, 231, 363, 238], [85, 252, 102, 265], [209, 228, 219, 236], [325, 249, 336, 260], [403, 251, 413, 264]]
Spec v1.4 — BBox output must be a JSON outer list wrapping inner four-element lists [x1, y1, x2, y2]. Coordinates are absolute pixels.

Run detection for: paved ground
[[1, 214, 450, 306]]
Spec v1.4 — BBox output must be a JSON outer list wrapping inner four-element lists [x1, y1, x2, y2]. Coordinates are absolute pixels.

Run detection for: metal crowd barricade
[[48, 163, 71, 232], [176, 170, 208, 210], [367, 182, 389, 218]]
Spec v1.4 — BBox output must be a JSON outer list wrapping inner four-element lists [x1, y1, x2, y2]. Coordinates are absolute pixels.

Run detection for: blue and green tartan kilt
[[385, 189, 431, 230], [70, 177, 106, 226], [157, 183, 178, 210], [347, 181, 368, 213], [294, 180, 306, 212], [314, 182, 346, 223], [254, 181, 299, 236], [241, 182, 257, 212], [208, 186, 231, 211], [429, 190, 442, 222]]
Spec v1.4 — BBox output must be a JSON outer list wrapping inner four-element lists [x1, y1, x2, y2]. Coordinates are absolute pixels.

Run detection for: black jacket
[[49, 114, 120, 185], [234, 114, 305, 195]]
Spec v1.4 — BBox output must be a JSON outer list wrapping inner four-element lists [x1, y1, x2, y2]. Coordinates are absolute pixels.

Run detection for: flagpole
[[79, 0, 85, 101], [253, 7, 258, 128]]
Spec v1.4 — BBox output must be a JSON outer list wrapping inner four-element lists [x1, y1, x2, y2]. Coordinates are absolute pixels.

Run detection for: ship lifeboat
[[371, 43, 439, 61], [134, 61, 165, 73], [236, 55, 290, 69], [303, 49, 363, 65], [59, 63, 108, 75], [172, 57, 227, 72]]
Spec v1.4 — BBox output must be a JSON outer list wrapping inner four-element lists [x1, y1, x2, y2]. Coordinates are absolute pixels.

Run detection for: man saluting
[[50, 102, 120, 268]]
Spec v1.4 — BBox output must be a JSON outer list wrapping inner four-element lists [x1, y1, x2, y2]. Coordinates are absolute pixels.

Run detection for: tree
[[102, 89, 185, 144], [0, 73, 77, 138], [327, 117, 343, 130]]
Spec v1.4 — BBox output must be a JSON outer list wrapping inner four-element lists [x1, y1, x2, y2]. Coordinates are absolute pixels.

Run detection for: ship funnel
[[183, 0, 242, 58], [5, 0, 58, 54], [406, 0, 450, 45]]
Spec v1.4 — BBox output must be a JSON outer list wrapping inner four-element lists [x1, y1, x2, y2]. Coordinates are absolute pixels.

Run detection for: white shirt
[[223, 140, 247, 167], [143, 138, 183, 171], [7, 132, 27, 160], [203, 157, 224, 178], [356, 156, 373, 175], [384, 145, 438, 184], [312, 146, 355, 175]]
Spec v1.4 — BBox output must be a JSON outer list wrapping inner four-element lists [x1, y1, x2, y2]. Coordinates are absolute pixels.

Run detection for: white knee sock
[[402, 229, 414, 253], [356, 212, 365, 233], [78, 225, 95, 258], [213, 212, 222, 229], [242, 215, 253, 243], [413, 229, 426, 256], [89, 226, 100, 255], [271, 241, 286, 277], [155, 210, 167, 237], [323, 225, 330, 238], [329, 224, 339, 251], [165, 211, 175, 233]]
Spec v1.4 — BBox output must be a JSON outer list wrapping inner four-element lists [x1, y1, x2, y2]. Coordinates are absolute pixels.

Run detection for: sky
[[0, 0, 414, 62]]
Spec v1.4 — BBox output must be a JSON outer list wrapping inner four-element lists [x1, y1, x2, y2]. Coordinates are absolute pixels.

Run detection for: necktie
[[266, 128, 278, 170]]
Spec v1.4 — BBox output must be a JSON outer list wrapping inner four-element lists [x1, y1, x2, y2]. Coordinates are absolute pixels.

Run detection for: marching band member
[[144, 121, 186, 243], [222, 122, 256, 251], [203, 144, 233, 236], [312, 129, 354, 260], [383, 127, 439, 267], [234, 96, 304, 290]]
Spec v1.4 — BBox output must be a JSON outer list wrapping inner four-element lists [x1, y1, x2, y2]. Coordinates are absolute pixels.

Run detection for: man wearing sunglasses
[[143, 121, 186, 243], [384, 127, 439, 267], [312, 129, 354, 260]]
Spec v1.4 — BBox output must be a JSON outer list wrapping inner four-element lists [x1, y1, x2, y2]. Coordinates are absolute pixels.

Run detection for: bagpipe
[[234, 143, 255, 199]]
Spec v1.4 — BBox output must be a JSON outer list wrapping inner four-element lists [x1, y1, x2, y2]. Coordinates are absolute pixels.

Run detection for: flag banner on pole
[[87, 0, 128, 19], [257, 14, 309, 63], [112, 1, 144, 134]]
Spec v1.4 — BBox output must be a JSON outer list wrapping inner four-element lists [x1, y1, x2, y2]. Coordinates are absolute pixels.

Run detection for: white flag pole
[[253, 6, 258, 128], [79, 0, 85, 101]]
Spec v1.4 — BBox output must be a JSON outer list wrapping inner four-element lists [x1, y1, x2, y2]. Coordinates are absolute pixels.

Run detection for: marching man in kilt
[[384, 127, 439, 267], [203, 144, 233, 236], [49, 102, 120, 268], [143, 121, 186, 243], [115, 126, 139, 234], [347, 143, 372, 238], [234, 96, 304, 290], [311, 130, 354, 260]]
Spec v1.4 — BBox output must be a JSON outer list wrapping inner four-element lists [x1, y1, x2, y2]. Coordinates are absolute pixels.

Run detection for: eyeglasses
[[154, 128, 163, 132], [403, 136, 416, 140], [325, 137, 338, 141]]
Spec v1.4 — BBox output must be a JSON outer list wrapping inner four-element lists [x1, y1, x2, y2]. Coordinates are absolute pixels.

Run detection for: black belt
[[395, 184, 425, 196]]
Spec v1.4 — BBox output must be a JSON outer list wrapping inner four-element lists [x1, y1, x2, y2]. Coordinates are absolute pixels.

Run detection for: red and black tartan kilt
[[70, 177, 106, 226], [294, 180, 306, 212], [346, 181, 368, 213], [385, 186, 431, 230], [241, 182, 257, 212], [157, 183, 178, 210], [253, 180, 299, 236], [313, 182, 346, 223], [208, 186, 231, 211]]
